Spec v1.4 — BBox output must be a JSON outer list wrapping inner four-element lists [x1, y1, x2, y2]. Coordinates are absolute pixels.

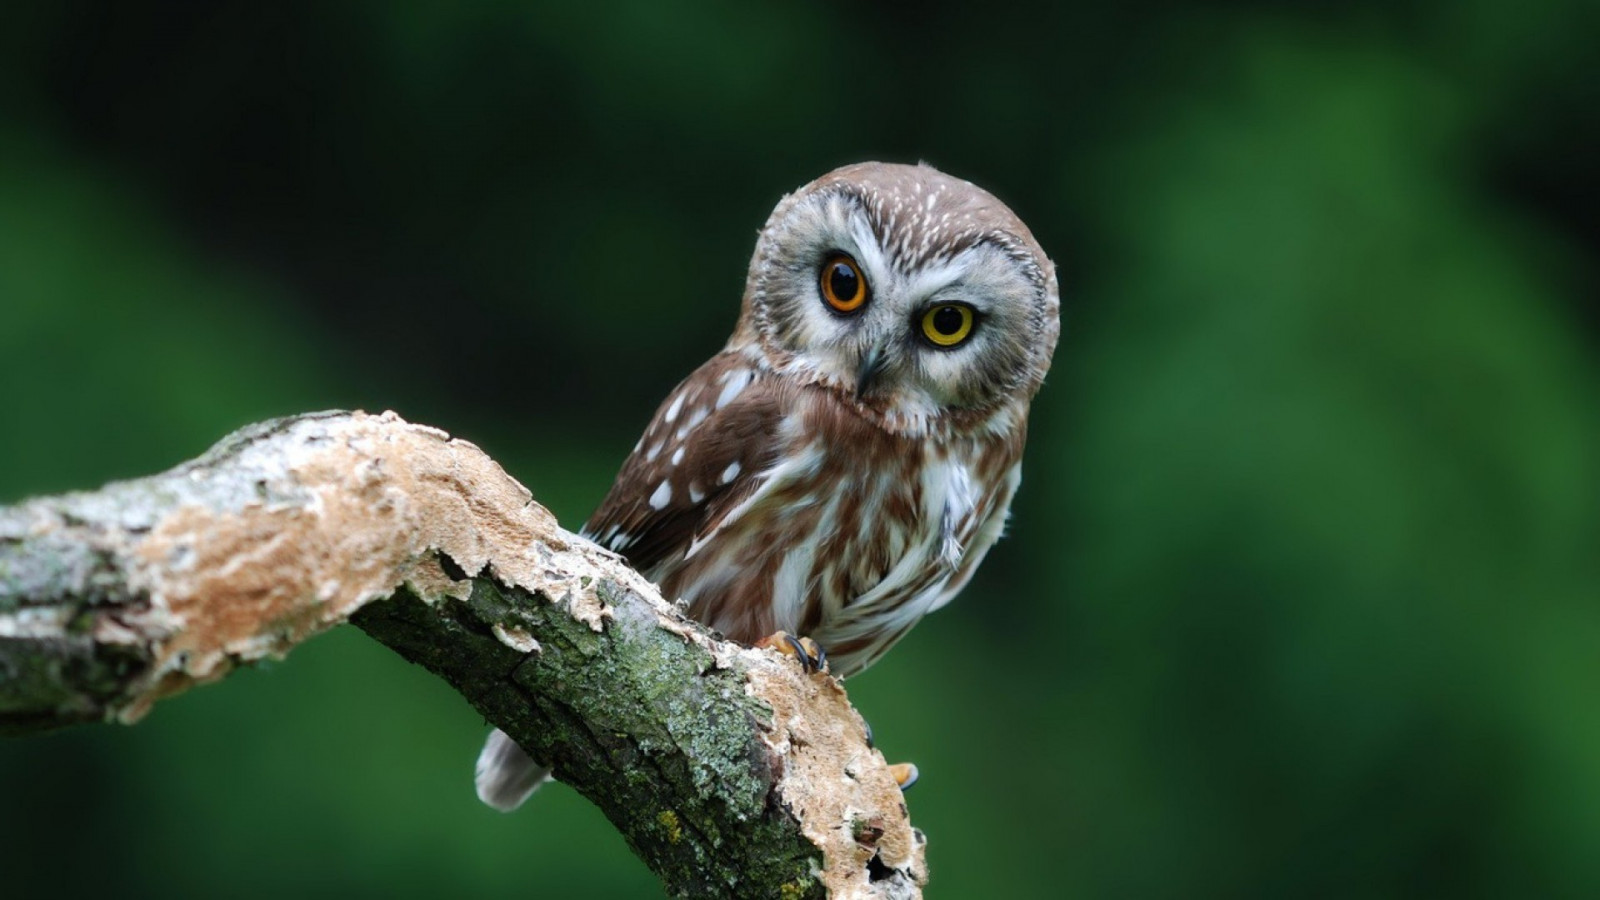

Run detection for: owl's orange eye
[[819, 254, 868, 313]]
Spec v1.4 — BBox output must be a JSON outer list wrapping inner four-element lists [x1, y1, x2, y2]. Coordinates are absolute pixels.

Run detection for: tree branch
[[0, 410, 927, 899]]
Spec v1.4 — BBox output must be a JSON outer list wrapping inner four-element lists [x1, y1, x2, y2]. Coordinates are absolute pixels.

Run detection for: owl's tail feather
[[475, 728, 552, 812]]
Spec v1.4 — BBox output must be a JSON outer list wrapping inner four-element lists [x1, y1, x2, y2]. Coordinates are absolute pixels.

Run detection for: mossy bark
[[353, 579, 822, 897]]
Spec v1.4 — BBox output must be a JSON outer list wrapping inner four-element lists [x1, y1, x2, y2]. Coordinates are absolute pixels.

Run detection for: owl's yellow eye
[[819, 253, 868, 313], [921, 304, 975, 347]]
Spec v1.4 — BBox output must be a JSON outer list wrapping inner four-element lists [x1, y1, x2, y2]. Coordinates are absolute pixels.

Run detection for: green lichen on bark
[[352, 573, 824, 899]]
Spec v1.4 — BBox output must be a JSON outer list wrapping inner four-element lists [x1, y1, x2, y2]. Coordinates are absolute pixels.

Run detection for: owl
[[477, 162, 1060, 810]]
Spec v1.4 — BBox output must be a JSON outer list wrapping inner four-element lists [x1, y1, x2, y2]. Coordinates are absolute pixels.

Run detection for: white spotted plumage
[[475, 161, 1059, 812]]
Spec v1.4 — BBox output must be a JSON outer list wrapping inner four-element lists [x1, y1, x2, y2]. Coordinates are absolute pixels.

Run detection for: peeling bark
[[0, 411, 927, 899]]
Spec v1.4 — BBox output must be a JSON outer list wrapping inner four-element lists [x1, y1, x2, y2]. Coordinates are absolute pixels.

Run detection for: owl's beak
[[855, 344, 889, 401]]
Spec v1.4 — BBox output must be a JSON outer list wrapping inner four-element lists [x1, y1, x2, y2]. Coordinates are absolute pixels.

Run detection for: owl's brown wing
[[581, 352, 790, 577]]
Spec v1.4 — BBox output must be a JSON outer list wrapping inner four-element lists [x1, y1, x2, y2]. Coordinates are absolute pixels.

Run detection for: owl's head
[[734, 162, 1059, 435]]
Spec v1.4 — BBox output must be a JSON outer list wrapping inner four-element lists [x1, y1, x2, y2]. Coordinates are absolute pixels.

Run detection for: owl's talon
[[810, 641, 828, 672], [888, 762, 919, 791], [756, 632, 829, 674]]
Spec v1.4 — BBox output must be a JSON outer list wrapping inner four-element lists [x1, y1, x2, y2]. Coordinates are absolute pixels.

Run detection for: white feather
[[649, 480, 672, 510], [475, 729, 551, 812], [716, 368, 752, 410]]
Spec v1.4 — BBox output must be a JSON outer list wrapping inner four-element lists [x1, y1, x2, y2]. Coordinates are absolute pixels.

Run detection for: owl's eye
[[819, 253, 868, 313], [920, 304, 976, 347]]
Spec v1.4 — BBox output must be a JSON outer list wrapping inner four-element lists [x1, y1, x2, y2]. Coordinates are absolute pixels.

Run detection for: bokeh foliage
[[1, 1, 1596, 897]]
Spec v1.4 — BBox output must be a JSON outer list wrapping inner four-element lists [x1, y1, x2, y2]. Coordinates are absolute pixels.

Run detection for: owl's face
[[736, 162, 1059, 434]]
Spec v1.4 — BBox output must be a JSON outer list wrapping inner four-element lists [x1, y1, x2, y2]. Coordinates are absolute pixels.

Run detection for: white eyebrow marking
[[649, 480, 672, 510], [902, 250, 975, 303]]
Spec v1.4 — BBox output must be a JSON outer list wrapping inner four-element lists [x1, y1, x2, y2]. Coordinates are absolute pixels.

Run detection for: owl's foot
[[888, 762, 920, 791], [859, 720, 917, 789], [755, 632, 829, 674]]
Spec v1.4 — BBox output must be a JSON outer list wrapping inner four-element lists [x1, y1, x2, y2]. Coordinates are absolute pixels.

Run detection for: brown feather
[[582, 352, 784, 576]]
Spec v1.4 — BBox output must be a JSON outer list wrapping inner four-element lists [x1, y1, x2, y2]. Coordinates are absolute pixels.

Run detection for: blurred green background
[[2, 1, 1597, 897]]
